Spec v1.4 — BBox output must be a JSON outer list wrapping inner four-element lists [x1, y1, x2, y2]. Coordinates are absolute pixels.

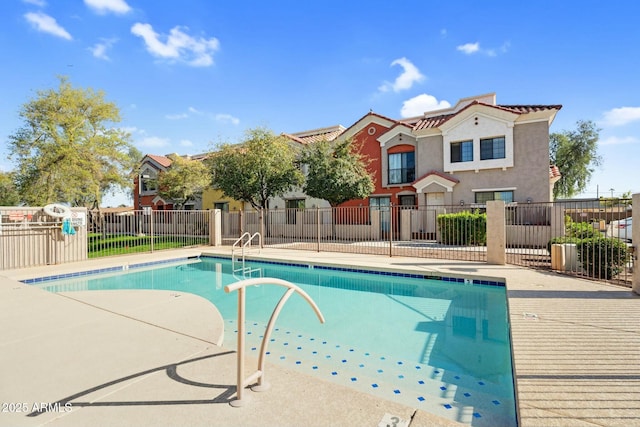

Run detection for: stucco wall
[[412, 120, 551, 204]]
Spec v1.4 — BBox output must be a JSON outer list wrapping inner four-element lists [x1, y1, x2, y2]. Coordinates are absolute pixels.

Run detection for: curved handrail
[[232, 231, 252, 250], [224, 277, 325, 407], [243, 232, 261, 250]]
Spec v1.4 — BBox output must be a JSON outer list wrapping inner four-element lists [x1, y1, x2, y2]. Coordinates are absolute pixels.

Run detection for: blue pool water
[[34, 256, 517, 426]]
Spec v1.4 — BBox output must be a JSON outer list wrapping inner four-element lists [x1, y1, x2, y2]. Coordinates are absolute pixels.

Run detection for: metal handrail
[[232, 232, 261, 274], [224, 277, 325, 407]]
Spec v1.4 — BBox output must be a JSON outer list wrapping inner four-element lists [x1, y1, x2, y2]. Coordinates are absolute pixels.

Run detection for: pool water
[[36, 256, 517, 426]]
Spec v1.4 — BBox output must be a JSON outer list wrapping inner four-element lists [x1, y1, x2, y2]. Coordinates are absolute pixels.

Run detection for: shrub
[[437, 211, 487, 245], [577, 237, 629, 280], [567, 221, 599, 239]]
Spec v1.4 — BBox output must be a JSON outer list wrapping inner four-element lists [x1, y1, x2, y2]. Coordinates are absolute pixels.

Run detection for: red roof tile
[[284, 125, 346, 144], [146, 154, 172, 168], [402, 102, 562, 131], [413, 170, 460, 185]]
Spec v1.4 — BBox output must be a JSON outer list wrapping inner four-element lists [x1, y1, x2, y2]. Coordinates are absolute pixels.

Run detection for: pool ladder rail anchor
[[224, 277, 325, 407]]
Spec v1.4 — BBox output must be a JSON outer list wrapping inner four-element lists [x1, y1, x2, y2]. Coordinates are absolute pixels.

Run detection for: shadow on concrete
[[27, 351, 237, 417]]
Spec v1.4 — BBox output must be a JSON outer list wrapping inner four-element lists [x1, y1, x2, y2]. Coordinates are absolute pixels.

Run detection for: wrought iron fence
[[0, 207, 88, 270], [88, 210, 211, 258], [221, 200, 634, 286], [3, 201, 634, 287], [0, 208, 211, 269], [221, 205, 488, 262], [506, 199, 634, 286]]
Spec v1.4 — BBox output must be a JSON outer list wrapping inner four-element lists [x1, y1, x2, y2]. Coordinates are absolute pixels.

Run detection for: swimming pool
[[33, 256, 517, 426]]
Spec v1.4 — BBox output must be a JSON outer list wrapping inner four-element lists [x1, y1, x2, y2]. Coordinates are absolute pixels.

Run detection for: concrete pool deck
[[1, 248, 639, 427]]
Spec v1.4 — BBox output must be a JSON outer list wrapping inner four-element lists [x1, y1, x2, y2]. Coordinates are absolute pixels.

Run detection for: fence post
[[633, 193, 639, 295], [389, 204, 394, 257], [150, 210, 154, 253], [209, 209, 222, 246], [260, 209, 265, 248], [486, 200, 506, 265], [316, 206, 320, 252]]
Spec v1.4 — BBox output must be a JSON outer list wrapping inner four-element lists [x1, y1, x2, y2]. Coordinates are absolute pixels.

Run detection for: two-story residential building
[[135, 93, 561, 223], [337, 93, 561, 211], [135, 125, 346, 213], [273, 125, 346, 211], [135, 153, 216, 211]]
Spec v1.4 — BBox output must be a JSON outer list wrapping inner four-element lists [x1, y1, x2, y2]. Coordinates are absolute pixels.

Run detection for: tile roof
[[145, 154, 172, 168], [284, 125, 346, 144], [549, 165, 561, 179], [413, 170, 460, 184], [399, 101, 563, 132]]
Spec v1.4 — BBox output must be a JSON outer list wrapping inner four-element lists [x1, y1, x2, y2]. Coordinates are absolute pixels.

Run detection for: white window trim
[[443, 113, 514, 173]]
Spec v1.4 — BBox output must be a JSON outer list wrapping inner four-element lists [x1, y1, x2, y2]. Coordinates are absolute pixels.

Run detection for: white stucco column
[[632, 194, 640, 294], [209, 209, 222, 246], [486, 200, 506, 265]]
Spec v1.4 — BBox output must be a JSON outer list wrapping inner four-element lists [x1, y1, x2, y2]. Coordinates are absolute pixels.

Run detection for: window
[[369, 197, 390, 210], [370, 197, 391, 231], [480, 136, 505, 160], [451, 140, 473, 163], [475, 191, 514, 204], [286, 199, 305, 224], [214, 202, 229, 212], [140, 176, 156, 193], [398, 195, 416, 207], [388, 152, 415, 184]]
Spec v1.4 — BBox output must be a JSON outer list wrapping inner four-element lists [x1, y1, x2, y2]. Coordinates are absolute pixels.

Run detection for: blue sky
[[1, 0, 639, 206]]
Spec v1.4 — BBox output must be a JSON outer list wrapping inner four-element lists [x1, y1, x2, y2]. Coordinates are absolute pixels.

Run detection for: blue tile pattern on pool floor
[[226, 318, 516, 427]]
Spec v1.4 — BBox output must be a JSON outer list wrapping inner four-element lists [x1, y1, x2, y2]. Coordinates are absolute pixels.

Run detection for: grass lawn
[[88, 233, 208, 258]]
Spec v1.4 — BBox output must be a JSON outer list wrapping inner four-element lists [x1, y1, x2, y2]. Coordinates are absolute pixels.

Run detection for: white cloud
[[165, 113, 188, 120], [215, 113, 240, 125], [457, 42, 479, 54], [22, 0, 47, 6], [84, 0, 131, 15], [601, 107, 640, 127], [188, 106, 204, 115], [137, 136, 170, 148], [179, 139, 194, 147], [378, 57, 425, 93], [457, 41, 509, 57], [24, 12, 72, 40], [90, 38, 117, 60], [600, 136, 639, 145], [400, 94, 451, 118], [131, 23, 220, 67]]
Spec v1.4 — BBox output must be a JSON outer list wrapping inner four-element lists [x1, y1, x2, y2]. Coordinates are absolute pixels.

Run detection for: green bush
[[577, 237, 629, 280], [437, 211, 487, 245], [567, 221, 599, 239]]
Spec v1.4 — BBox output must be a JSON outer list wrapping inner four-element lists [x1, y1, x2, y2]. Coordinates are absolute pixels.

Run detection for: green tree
[[7, 76, 138, 208], [0, 171, 21, 206], [301, 138, 374, 207], [208, 127, 303, 210], [550, 120, 602, 199], [156, 154, 211, 209]]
